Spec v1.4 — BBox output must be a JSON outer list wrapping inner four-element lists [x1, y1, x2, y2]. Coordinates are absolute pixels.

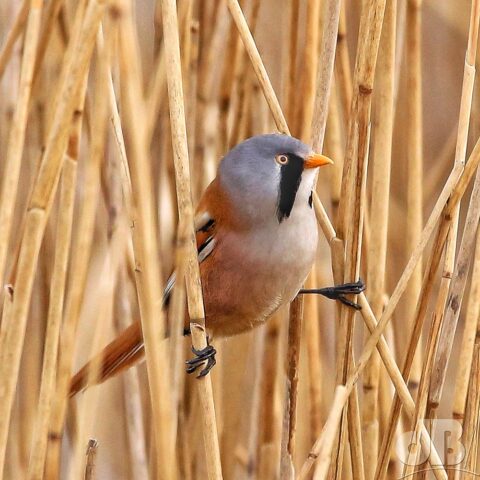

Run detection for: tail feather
[[69, 322, 144, 397]]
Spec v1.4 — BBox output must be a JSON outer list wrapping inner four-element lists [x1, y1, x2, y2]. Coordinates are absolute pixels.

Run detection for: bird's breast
[[201, 205, 318, 337]]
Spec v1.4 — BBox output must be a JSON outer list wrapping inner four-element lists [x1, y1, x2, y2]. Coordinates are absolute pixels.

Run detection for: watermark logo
[[396, 419, 479, 478]]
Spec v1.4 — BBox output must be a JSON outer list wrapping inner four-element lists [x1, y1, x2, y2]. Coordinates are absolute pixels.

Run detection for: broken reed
[[0, 1, 479, 479]]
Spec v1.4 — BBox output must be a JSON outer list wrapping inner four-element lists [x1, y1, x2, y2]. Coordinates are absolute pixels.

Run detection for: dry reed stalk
[[196, 0, 231, 109], [67, 33, 113, 478], [280, 297, 304, 478], [409, 226, 460, 480], [191, 5, 210, 178], [400, 235, 455, 480], [280, 0, 341, 473], [0, 2, 106, 477], [0, 286, 13, 338], [218, 21, 242, 153], [334, 3, 352, 129], [31, 0, 63, 82], [309, 0, 341, 151], [427, 0, 480, 417], [108, 73, 133, 210], [168, 221, 188, 442], [0, 0, 28, 81], [297, 0, 322, 141], [43, 0, 89, 134], [424, 129, 457, 204], [69, 231, 124, 480], [160, 0, 222, 478], [258, 316, 283, 479], [227, 0, 262, 147], [429, 166, 480, 407], [26, 156, 77, 480], [115, 3, 178, 477], [294, 1, 344, 475], [190, 0, 229, 187], [285, 0, 300, 127], [186, 19, 200, 163], [404, 0, 424, 394], [304, 267, 323, 441], [377, 318, 397, 456], [45, 74, 98, 480], [374, 223, 456, 478], [325, 85, 345, 216], [116, 268, 149, 480], [290, 6, 345, 477], [280, 2, 290, 110], [145, 46, 166, 141], [230, 63, 254, 146], [0, 0, 44, 291], [196, 5, 233, 199], [297, 386, 349, 480], [362, 1, 396, 476], [180, 0, 194, 88], [244, 325, 267, 478], [178, 407, 194, 480], [226, 0, 290, 136], [20, 253, 49, 468], [333, 1, 386, 478], [70, 228, 126, 478], [452, 227, 480, 420], [145, 0, 190, 142], [228, 37, 252, 144], [326, 148, 347, 480]]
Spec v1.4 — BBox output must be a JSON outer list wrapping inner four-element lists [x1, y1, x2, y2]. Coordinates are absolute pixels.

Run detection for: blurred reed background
[[0, 0, 480, 479]]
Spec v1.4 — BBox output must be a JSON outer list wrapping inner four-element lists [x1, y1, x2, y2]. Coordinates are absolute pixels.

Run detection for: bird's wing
[[70, 209, 218, 397], [162, 209, 216, 306]]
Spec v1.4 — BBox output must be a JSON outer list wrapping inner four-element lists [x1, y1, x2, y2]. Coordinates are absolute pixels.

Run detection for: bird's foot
[[299, 279, 365, 310], [186, 342, 217, 378]]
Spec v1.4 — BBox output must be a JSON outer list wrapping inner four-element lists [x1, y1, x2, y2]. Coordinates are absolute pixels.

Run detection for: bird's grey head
[[219, 134, 332, 224]]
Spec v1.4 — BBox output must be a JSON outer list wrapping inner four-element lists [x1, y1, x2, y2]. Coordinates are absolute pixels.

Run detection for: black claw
[[335, 279, 366, 295], [197, 355, 216, 378], [299, 279, 365, 310], [185, 342, 217, 378], [337, 295, 362, 310]]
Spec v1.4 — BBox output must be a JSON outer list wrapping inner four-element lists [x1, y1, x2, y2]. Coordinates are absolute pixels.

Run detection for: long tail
[[69, 322, 144, 397]]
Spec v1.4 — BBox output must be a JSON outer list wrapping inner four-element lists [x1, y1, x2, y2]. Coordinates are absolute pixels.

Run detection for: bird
[[70, 133, 365, 395]]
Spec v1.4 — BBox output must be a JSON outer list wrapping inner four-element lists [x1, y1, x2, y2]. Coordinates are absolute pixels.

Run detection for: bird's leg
[[299, 279, 365, 310], [185, 338, 217, 378]]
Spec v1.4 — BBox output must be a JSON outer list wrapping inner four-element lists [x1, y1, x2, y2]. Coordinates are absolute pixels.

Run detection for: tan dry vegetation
[[0, 0, 480, 479]]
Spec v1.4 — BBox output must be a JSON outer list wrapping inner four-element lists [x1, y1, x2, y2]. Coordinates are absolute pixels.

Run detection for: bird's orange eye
[[276, 154, 289, 165]]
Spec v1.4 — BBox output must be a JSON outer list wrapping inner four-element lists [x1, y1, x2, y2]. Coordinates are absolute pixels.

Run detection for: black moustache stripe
[[276, 154, 304, 222]]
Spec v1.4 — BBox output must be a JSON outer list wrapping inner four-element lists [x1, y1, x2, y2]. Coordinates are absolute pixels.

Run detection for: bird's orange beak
[[304, 152, 334, 169]]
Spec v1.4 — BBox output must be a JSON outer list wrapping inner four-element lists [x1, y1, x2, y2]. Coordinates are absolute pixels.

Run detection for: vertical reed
[[363, 1, 396, 477], [160, 0, 222, 477], [404, 0, 424, 396]]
